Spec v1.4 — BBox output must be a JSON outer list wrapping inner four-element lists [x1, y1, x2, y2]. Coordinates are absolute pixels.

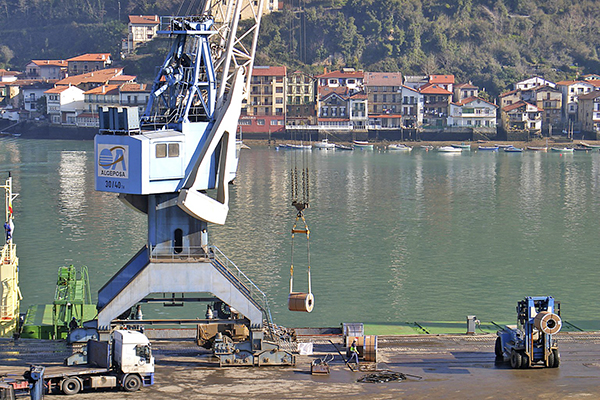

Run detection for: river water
[[1, 137, 599, 328]]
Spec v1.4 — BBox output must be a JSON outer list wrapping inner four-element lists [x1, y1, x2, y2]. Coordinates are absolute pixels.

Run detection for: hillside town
[[1, 14, 600, 141]]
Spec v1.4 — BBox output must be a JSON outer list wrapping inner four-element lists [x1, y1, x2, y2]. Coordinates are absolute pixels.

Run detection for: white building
[[25, 60, 68, 80], [44, 85, 85, 124], [514, 77, 556, 91], [21, 81, 55, 113], [556, 80, 596, 122], [448, 97, 498, 128]]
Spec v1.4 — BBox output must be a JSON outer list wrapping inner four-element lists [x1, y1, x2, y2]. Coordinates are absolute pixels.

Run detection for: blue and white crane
[[92, 1, 294, 366]]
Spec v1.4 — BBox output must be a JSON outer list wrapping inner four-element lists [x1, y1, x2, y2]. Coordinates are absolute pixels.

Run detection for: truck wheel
[[510, 349, 522, 369], [123, 374, 142, 392], [62, 377, 82, 395], [520, 351, 529, 369], [494, 337, 503, 359]]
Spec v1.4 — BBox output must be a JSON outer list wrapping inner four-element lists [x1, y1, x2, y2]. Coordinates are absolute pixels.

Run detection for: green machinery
[[21, 266, 96, 339]]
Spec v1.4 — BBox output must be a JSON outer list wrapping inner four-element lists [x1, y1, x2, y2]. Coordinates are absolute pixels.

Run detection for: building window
[[257, 119, 265, 125]]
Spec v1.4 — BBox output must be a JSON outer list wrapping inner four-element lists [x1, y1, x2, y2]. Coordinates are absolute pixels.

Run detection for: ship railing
[[1, 243, 16, 264], [149, 245, 274, 330]]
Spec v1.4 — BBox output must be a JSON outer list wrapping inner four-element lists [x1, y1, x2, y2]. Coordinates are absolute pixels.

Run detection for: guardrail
[[149, 245, 274, 329]]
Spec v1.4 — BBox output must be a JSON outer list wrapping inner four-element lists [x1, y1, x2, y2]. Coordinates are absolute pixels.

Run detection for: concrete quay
[[2, 332, 600, 399]]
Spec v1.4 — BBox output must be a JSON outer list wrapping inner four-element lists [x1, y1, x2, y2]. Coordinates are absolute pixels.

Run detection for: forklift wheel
[[520, 351, 529, 369], [494, 337, 503, 359], [548, 349, 560, 368], [510, 349, 522, 369]]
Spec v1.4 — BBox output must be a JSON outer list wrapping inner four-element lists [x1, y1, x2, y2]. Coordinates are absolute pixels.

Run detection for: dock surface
[[1, 332, 600, 399]]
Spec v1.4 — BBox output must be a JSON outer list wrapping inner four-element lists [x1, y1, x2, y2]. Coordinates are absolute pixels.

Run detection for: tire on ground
[[122, 374, 142, 392], [61, 377, 82, 395]]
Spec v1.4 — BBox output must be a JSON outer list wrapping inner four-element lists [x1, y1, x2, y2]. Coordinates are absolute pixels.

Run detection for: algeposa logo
[[97, 144, 129, 178]]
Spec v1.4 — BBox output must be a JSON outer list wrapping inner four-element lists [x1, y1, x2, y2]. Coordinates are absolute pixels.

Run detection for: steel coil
[[534, 311, 562, 334], [288, 292, 314, 312]]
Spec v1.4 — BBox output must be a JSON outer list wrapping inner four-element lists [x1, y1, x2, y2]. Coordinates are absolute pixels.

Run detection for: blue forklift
[[495, 296, 561, 368]]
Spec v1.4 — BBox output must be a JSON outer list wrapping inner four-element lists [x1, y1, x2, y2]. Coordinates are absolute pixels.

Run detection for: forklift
[[495, 296, 561, 368]]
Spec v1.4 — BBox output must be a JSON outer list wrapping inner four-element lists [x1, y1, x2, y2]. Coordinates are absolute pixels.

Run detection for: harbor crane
[[92, 1, 294, 366]]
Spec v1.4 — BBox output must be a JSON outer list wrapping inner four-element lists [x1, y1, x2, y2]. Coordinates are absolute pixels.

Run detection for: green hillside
[[1, 0, 600, 95]]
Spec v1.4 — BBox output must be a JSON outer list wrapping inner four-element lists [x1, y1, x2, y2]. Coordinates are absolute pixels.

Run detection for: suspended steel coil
[[288, 292, 314, 313]]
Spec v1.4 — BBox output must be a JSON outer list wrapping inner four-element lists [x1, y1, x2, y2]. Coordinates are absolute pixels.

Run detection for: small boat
[[451, 143, 471, 150], [496, 144, 514, 148], [314, 139, 336, 149], [579, 142, 600, 149], [550, 147, 574, 153], [503, 146, 523, 152], [527, 146, 547, 152], [420, 145, 434, 151], [388, 144, 412, 151], [478, 146, 499, 151], [438, 146, 463, 153], [287, 143, 312, 150], [573, 146, 592, 152], [335, 144, 353, 151], [353, 140, 374, 149]]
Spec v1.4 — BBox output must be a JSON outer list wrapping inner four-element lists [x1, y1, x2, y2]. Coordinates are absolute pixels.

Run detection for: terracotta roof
[[56, 68, 124, 86], [555, 80, 592, 86], [587, 80, 600, 88], [109, 74, 137, 83], [31, 60, 67, 67], [120, 83, 149, 92], [349, 92, 367, 99], [454, 96, 498, 108], [0, 69, 18, 77], [84, 84, 121, 95], [66, 53, 112, 62], [503, 100, 539, 112], [45, 86, 80, 94], [364, 72, 402, 86], [252, 66, 286, 76], [317, 70, 364, 79], [429, 75, 455, 84], [129, 15, 159, 25], [578, 91, 600, 100], [500, 89, 520, 97], [419, 84, 452, 95], [318, 86, 351, 98]]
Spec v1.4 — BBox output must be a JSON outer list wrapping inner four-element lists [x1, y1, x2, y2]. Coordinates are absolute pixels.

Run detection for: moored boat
[[314, 139, 336, 149], [503, 146, 523, 152], [388, 144, 412, 151], [353, 140, 374, 149], [550, 147, 574, 153], [579, 142, 600, 149], [335, 144, 353, 151], [451, 143, 471, 150], [478, 146, 499, 151], [527, 146, 548, 152], [438, 146, 463, 152], [420, 145, 434, 151]]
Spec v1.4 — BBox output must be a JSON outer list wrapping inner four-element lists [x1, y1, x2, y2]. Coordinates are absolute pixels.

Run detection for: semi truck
[[25, 329, 154, 396]]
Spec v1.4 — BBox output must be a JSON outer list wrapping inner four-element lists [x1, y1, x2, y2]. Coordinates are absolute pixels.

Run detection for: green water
[[2, 138, 600, 328]]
